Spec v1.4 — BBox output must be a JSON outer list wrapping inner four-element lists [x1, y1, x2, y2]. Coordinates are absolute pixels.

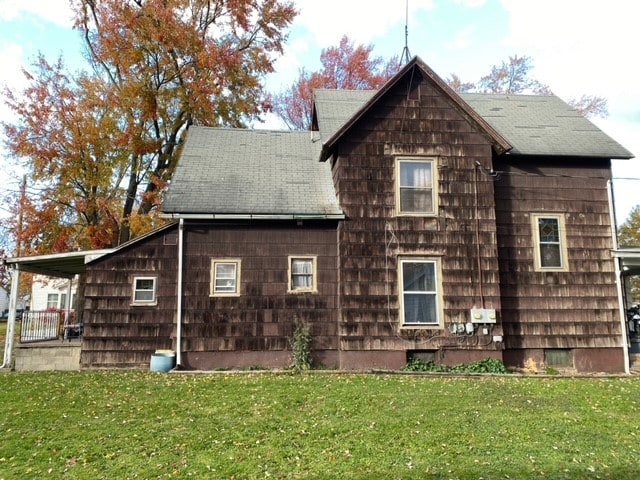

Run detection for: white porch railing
[[19, 310, 74, 343]]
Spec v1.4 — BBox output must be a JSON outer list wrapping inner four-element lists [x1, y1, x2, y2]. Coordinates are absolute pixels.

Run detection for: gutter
[[608, 179, 630, 374], [159, 213, 345, 221], [176, 218, 184, 367]]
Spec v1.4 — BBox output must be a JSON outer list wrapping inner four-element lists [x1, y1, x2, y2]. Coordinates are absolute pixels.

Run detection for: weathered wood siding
[[331, 69, 503, 362], [494, 158, 621, 353], [82, 225, 179, 367], [180, 222, 339, 369]]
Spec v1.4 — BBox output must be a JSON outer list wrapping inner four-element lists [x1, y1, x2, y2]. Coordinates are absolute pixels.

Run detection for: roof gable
[[315, 56, 512, 161]]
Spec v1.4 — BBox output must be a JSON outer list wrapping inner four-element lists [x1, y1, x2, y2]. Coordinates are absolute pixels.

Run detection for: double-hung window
[[397, 158, 436, 215], [132, 277, 157, 305], [399, 258, 441, 326], [288, 256, 317, 293], [46, 293, 59, 310], [211, 259, 241, 296], [532, 214, 568, 271]]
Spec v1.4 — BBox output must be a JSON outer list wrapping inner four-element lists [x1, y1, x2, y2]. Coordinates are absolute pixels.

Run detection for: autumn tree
[[2, 0, 296, 252], [447, 55, 608, 118], [272, 35, 400, 130]]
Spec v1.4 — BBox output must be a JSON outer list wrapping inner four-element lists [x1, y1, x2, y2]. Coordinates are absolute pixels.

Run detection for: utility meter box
[[470, 308, 497, 324]]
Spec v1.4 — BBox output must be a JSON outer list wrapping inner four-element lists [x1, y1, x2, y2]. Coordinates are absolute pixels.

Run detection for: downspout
[[1, 267, 21, 369], [176, 218, 184, 367], [608, 179, 630, 374]]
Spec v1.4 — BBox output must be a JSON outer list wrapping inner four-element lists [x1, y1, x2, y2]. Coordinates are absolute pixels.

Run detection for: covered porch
[[1, 249, 112, 370]]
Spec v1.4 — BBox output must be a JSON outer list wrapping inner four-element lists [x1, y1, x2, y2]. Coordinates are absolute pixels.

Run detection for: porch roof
[[4, 249, 114, 279], [613, 247, 640, 276]]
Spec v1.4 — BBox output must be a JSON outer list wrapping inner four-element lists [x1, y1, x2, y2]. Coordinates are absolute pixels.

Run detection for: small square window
[[211, 259, 241, 297], [396, 158, 436, 215], [132, 277, 157, 305], [288, 256, 317, 293]]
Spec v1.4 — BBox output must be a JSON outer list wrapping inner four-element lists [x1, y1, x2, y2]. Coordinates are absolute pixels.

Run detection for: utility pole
[[16, 175, 26, 257]]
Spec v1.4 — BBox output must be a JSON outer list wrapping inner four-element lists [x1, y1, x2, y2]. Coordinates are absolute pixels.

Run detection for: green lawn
[[0, 372, 639, 479]]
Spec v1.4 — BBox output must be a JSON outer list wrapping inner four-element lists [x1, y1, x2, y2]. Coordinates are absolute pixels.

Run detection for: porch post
[[1, 267, 21, 369]]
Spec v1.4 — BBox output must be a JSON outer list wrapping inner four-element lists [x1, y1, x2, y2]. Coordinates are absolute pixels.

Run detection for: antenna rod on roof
[[400, 0, 411, 64]]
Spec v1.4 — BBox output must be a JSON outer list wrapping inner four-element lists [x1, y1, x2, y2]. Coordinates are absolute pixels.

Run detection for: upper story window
[[532, 214, 568, 271], [132, 277, 157, 305], [396, 158, 436, 215], [211, 259, 241, 297], [288, 256, 317, 293]]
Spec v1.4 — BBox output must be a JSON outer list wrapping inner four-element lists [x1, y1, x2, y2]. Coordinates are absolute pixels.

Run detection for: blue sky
[[1, 0, 639, 223]]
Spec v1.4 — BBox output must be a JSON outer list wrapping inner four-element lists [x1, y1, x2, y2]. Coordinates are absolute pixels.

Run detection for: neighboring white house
[[0, 288, 8, 313], [30, 275, 77, 311]]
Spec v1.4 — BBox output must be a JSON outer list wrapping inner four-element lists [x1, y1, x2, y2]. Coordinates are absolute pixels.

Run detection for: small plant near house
[[403, 357, 510, 374], [289, 319, 312, 372], [523, 357, 540, 374]]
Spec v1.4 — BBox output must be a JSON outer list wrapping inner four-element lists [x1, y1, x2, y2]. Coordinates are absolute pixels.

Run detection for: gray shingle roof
[[162, 127, 343, 217], [313, 89, 375, 142], [462, 93, 633, 159], [313, 89, 633, 159]]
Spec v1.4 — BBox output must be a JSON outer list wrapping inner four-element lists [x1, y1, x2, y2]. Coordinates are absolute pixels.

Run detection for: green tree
[[2, 0, 297, 252], [619, 205, 640, 247], [618, 205, 640, 303]]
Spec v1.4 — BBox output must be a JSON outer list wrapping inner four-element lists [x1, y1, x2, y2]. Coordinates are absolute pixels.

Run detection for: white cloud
[[452, 0, 487, 7], [0, 0, 75, 27], [447, 26, 477, 50], [294, 0, 435, 47]]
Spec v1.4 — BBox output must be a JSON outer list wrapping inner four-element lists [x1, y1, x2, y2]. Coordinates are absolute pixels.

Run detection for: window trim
[[210, 259, 242, 297], [395, 157, 438, 216], [288, 256, 318, 294], [531, 214, 569, 272], [131, 276, 157, 306], [398, 257, 443, 328]]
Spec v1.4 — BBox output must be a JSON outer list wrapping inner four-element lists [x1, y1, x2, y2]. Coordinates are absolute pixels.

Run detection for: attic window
[[396, 158, 437, 215]]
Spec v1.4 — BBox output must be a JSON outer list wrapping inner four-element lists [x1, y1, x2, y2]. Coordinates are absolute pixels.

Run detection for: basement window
[[132, 277, 157, 306], [211, 259, 241, 297]]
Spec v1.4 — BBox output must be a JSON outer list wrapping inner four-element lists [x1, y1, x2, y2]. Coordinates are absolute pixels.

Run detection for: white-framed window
[[132, 276, 157, 305], [531, 214, 568, 271], [211, 259, 241, 297], [396, 158, 437, 215], [46, 293, 59, 310], [288, 256, 317, 293], [399, 258, 441, 327]]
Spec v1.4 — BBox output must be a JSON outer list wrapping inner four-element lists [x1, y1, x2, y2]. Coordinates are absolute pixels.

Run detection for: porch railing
[[19, 310, 77, 343]]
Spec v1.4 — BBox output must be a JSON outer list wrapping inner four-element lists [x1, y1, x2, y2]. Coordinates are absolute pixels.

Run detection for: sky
[[0, 0, 638, 224]]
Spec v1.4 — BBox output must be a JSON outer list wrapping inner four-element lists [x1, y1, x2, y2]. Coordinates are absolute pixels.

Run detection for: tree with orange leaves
[[272, 35, 400, 130], [2, 0, 296, 252]]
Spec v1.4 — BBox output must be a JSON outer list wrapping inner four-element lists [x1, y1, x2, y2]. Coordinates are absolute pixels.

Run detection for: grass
[[0, 372, 639, 479]]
